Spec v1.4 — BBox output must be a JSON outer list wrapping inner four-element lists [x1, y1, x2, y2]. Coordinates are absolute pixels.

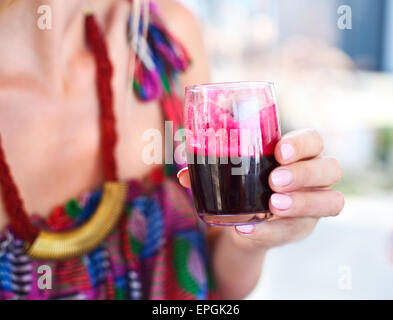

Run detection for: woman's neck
[[0, 0, 110, 93]]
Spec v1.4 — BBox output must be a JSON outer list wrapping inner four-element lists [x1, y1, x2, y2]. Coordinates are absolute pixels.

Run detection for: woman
[[0, 0, 344, 300]]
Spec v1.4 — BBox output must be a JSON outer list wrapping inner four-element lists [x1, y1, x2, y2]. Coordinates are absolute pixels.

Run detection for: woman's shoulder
[[154, 0, 200, 28], [154, 0, 203, 44], [154, 0, 211, 86]]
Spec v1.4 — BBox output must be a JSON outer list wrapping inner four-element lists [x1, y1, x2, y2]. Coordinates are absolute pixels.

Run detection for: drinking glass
[[184, 81, 281, 226]]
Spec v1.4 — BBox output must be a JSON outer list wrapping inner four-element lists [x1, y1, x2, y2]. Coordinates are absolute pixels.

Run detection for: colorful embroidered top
[[0, 170, 214, 300], [0, 2, 215, 300]]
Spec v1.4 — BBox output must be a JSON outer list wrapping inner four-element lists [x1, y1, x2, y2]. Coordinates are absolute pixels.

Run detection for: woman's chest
[[0, 73, 164, 227]]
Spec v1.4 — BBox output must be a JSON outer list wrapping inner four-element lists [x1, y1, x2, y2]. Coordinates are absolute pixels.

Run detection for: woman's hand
[[177, 128, 344, 251]]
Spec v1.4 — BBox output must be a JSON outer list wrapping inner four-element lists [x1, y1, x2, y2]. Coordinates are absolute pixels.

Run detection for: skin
[[0, 0, 344, 299]]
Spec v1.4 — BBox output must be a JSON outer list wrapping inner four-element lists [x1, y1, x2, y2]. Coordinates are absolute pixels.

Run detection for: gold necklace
[[26, 182, 128, 260]]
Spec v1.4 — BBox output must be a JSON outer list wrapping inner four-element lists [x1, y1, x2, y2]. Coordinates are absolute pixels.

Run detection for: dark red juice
[[187, 153, 278, 222]]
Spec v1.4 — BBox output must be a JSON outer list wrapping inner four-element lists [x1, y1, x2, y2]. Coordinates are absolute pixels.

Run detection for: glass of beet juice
[[184, 81, 281, 226]]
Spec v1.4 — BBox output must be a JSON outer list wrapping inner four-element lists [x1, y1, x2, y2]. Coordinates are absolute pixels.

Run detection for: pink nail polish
[[176, 167, 188, 179], [271, 169, 292, 187], [271, 193, 293, 210], [281, 144, 295, 160], [235, 224, 255, 234]]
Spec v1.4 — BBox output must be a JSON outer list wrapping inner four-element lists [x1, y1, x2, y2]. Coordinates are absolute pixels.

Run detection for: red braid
[[85, 14, 118, 181], [0, 135, 39, 243], [0, 14, 118, 242]]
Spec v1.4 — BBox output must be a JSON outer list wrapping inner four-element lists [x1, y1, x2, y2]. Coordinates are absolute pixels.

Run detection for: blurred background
[[179, 0, 393, 299]]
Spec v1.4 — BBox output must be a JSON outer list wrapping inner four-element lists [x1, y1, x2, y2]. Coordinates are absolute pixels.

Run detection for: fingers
[[179, 156, 341, 192], [269, 190, 345, 218], [269, 157, 342, 192], [234, 217, 318, 247], [274, 129, 324, 165], [177, 167, 191, 188]]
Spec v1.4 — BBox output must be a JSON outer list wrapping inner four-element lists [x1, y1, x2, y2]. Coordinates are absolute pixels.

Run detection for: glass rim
[[185, 81, 275, 92]]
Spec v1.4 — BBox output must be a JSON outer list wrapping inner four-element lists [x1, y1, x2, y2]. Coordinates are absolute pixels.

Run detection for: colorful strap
[[130, 1, 190, 127]]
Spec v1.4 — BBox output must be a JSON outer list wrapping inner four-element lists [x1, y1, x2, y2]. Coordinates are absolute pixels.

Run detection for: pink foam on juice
[[186, 98, 280, 157], [260, 104, 280, 154]]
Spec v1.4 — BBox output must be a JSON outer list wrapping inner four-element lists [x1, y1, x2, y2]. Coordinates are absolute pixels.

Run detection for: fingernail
[[281, 143, 295, 160], [271, 193, 293, 210], [271, 169, 292, 187], [176, 167, 188, 179], [235, 224, 255, 234]]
